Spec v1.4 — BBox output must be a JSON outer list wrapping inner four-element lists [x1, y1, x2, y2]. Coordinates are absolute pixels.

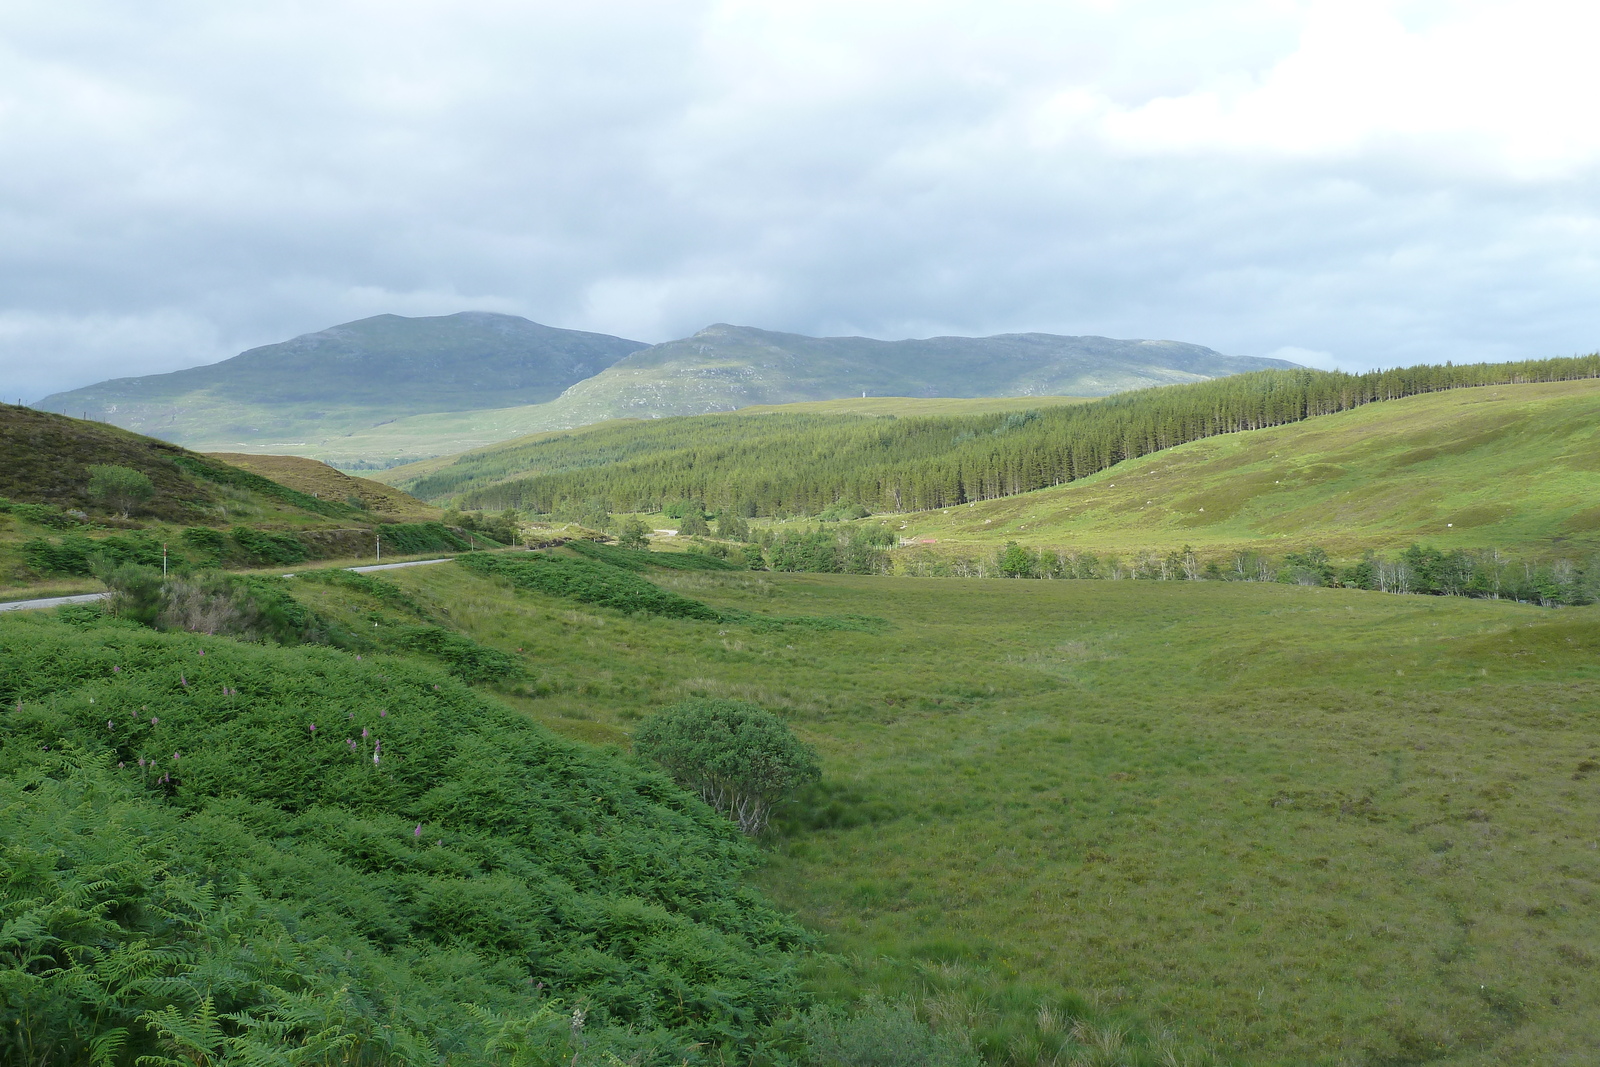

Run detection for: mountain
[[516, 324, 1295, 427], [293, 325, 1295, 466], [35, 312, 646, 451], [37, 317, 1291, 466]]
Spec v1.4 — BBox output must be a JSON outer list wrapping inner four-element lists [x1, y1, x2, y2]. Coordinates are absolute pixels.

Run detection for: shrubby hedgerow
[[456, 551, 723, 620]]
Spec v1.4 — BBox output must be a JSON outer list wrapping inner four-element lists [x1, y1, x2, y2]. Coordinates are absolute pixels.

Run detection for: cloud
[[1, 0, 1596, 400]]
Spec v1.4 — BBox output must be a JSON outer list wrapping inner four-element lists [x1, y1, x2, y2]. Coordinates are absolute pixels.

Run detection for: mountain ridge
[[36, 311, 647, 443], [35, 313, 1296, 464]]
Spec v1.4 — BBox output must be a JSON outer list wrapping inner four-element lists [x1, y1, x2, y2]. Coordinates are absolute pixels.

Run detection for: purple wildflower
[[118, 761, 125, 768], [413, 824, 422, 839], [362, 727, 368, 738], [179, 674, 188, 687], [379, 709, 387, 718], [113, 665, 121, 673], [150, 716, 158, 725], [309, 723, 317, 735], [107, 720, 114, 729], [372, 739, 381, 766], [197, 649, 205, 656], [173, 752, 180, 761]]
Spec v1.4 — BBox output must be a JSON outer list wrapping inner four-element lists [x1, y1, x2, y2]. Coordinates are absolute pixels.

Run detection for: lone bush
[[97, 564, 319, 643], [87, 463, 155, 518], [618, 517, 651, 550], [634, 699, 820, 835]]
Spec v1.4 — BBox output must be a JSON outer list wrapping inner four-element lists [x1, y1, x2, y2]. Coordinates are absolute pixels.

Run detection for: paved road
[[0, 592, 109, 613], [0, 557, 458, 613], [347, 558, 454, 573]]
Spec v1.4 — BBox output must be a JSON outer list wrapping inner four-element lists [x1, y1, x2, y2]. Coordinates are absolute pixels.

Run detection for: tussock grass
[[378, 564, 1600, 1064]]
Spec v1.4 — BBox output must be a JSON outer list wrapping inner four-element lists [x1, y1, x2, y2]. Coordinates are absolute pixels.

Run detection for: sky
[[2, 0, 1597, 401]]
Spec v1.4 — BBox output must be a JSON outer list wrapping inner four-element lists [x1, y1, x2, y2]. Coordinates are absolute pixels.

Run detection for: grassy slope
[[204, 452, 440, 520], [352, 560, 1600, 1066], [0, 406, 452, 598], [0, 405, 361, 534], [898, 378, 1600, 558]]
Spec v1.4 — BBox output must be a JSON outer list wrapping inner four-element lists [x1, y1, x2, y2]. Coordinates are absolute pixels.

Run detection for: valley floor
[[354, 565, 1600, 1066]]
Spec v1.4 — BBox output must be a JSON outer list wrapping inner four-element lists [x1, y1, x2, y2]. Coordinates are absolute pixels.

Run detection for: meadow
[[326, 559, 1600, 1066]]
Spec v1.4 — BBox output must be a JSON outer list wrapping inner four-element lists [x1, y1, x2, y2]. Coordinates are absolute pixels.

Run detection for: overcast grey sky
[[3, 0, 1596, 400]]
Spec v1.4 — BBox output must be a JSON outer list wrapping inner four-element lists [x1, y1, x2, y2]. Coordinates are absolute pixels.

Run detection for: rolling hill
[[387, 357, 1600, 531], [35, 312, 647, 453], [202, 453, 440, 521], [0, 403, 358, 525], [900, 376, 1600, 557]]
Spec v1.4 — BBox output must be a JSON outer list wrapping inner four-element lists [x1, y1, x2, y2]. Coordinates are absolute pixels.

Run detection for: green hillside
[[0, 403, 356, 525], [0, 405, 476, 597], [388, 356, 1600, 532], [35, 312, 645, 453], [902, 377, 1600, 557], [367, 395, 1092, 487], [319, 394, 1091, 472]]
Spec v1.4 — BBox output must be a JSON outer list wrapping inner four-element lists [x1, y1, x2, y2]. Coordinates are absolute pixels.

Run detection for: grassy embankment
[[899, 378, 1600, 559], [310, 555, 1600, 1066]]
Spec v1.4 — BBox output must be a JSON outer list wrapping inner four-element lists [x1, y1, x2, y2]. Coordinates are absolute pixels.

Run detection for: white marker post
[[162, 543, 167, 576], [376, 532, 381, 562]]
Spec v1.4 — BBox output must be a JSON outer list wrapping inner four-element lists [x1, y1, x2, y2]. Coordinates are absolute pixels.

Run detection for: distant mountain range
[[38, 313, 1298, 464], [37, 312, 646, 449]]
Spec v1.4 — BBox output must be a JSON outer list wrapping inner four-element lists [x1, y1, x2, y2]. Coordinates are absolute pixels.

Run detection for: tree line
[[428, 354, 1600, 517], [899, 541, 1600, 606]]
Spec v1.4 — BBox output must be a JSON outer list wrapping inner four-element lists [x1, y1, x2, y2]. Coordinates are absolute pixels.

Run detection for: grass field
[[897, 378, 1600, 559], [298, 559, 1600, 1065]]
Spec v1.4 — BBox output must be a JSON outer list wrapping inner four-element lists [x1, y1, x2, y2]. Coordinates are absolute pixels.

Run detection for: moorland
[[4, 349, 1599, 1066]]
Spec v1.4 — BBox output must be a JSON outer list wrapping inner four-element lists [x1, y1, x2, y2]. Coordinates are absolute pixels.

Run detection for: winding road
[[0, 557, 457, 613]]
